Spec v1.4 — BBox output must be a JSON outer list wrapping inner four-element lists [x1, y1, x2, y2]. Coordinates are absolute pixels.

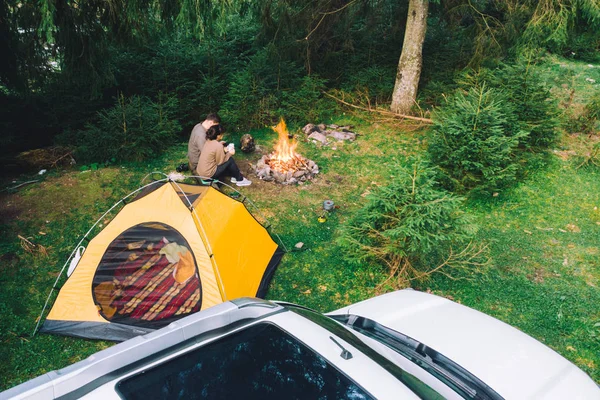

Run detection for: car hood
[[330, 289, 599, 400]]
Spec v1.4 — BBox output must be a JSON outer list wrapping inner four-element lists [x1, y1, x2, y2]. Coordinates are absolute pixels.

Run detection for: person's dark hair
[[205, 124, 223, 140], [205, 113, 221, 124]]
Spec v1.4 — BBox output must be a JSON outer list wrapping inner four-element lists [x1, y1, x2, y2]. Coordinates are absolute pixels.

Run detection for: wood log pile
[[254, 154, 319, 184]]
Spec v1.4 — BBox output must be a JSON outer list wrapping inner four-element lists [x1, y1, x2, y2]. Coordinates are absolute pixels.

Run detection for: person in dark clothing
[[187, 113, 221, 172]]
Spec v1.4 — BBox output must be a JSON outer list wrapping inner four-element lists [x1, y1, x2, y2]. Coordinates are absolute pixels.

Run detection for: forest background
[[1, 0, 600, 389]]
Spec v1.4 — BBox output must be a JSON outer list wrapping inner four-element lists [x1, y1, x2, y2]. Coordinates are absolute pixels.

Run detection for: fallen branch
[[18, 234, 48, 256], [4, 180, 40, 192], [323, 91, 433, 124], [50, 150, 75, 168]]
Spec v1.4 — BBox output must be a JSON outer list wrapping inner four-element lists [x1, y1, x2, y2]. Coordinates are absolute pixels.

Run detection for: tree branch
[[322, 91, 433, 123], [304, 0, 360, 41]]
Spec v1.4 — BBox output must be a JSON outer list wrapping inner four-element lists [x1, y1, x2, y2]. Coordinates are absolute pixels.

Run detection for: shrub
[[570, 92, 600, 136], [456, 60, 559, 150], [59, 93, 180, 163], [428, 85, 528, 194], [220, 48, 302, 130], [340, 65, 396, 107], [279, 75, 334, 125], [492, 61, 559, 149], [337, 159, 485, 288]]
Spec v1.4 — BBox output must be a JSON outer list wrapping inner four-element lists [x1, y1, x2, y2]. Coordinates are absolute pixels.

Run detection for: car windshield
[[117, 322, 374, 400], [284, 304, 445, 400], [330, 313, 504, 400]]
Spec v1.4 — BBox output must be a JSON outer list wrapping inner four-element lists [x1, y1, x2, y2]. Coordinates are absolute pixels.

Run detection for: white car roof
[[331, 289, 600, 400]]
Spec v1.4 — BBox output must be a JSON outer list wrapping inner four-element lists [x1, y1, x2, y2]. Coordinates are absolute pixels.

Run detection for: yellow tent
[[39, 180, 284, 341]]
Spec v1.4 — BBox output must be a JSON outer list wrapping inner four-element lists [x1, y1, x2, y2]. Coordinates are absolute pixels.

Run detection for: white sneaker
[[230, 177, 237, 183], [235, 177, 252, 187]]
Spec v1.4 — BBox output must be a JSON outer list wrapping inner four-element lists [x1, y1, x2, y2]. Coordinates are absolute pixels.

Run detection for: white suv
[[2, 289, 599, 399]]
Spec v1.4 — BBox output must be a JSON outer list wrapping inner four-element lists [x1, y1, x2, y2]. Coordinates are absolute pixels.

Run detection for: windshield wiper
[[331, 314, 504, 400]]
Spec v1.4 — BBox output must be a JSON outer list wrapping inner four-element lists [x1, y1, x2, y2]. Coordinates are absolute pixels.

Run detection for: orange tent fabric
[[41, 181, 283, 341]]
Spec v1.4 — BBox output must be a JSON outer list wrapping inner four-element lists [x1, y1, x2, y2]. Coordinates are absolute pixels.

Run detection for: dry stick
[[322, 91, 433, 124], [50, 150, 74, 167], [303, 0, 360, 41], [18, 235, 35, 248], [5, 180, 40, 191]]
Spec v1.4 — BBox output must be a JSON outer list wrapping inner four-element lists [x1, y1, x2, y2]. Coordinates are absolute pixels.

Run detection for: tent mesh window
[[92, 222, 202, 329]]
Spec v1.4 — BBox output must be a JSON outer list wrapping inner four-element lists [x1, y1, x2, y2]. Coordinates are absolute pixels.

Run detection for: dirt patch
[[0, 193, 25, 224], [0, 252, 20, 275], [527, 268, 548, 284], [0, 168, 125, 227]]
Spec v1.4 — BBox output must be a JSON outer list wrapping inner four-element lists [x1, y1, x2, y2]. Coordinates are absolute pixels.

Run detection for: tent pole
[[32, 178, 170, 337], [170, 180, 229, 301]]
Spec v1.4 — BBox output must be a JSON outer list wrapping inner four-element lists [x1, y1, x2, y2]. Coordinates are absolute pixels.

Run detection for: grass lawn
[[1, 56, 599, 390]]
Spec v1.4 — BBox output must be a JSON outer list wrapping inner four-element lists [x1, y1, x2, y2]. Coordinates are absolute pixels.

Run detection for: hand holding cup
[[226, 143, 235, 155]]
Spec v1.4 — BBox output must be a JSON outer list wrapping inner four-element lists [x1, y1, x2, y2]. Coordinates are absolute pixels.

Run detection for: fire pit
[[254, 118, 319, 184]]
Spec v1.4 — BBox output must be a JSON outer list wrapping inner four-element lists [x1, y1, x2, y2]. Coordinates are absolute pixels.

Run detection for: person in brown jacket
[[196, 125, 252, 187]]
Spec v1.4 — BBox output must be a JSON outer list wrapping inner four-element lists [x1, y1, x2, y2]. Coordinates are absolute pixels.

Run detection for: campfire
[[254, 118, 319, 184]]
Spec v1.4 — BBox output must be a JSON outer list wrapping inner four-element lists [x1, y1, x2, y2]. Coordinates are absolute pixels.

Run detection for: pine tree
[[428, 85, 528, 193], [338, 159, 483, 288]]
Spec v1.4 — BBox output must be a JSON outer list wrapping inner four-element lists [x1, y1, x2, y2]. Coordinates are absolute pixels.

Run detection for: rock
[[274, 171, 286, 183], [339, 125, 354, 131], [308, 132, 327, 144], [240, 134, 255, 153], [294, 242, 304, 249], [302, 124, 316, 134], [327, 124, 339, 129], [317, 123, 326, 131], [257, 165, 271, 179], [328, 131, 356, 141], [293, 170, 306, 178]]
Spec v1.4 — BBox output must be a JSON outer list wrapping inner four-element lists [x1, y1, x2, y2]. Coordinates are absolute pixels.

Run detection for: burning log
[[253, 118, 319, 184]]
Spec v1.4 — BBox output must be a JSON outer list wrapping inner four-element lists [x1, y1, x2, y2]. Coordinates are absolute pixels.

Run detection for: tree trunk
[[390, 0, 429, 115]]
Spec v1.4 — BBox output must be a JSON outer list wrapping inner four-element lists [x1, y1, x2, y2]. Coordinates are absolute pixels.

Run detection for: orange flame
[[268, 118, 303, 173], [271, 118, 298, 163]]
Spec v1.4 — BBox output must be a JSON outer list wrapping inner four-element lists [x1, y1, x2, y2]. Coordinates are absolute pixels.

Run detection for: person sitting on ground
[[187, 113, 221, 172], [196, 125, 252, 187]]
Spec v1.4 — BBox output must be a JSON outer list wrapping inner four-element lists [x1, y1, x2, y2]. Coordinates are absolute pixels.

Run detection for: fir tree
[[428, 85, 528, 194]]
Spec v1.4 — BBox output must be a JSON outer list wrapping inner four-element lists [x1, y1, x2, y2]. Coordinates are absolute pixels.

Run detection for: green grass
[[424, 160, 600, 379], [1, 56, 600, 390]]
